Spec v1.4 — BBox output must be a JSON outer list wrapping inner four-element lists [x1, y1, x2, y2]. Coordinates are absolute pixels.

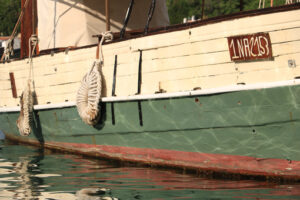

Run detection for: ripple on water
[[0, 141, 300, 199]]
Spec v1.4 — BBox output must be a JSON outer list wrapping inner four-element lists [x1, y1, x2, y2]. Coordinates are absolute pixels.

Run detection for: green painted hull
[[1, 84, 300, 161]]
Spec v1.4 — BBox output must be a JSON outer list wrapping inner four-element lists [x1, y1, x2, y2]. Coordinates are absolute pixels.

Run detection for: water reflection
[[0, 131, 5, 140], [0, 141, 300, 200]]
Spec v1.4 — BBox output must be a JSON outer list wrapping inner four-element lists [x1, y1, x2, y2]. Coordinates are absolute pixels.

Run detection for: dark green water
[[1, 139, 300, 200]]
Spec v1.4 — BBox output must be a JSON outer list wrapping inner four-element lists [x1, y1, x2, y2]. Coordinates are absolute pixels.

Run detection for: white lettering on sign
[[228, 33, 272, 62]]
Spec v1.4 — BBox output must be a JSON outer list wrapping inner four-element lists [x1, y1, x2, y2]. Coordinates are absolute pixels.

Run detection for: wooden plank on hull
[[34, 82, 80, 97], [191, 9, 300, 38], [37, 93, 76, 105], [141, 51, 231, 74], [160, 74, 238, 93], [0, 98, 19, 107], [270, 26, 300, 43], [4, 39, 299, 101], [190, 20, 300, 44], [237, 52, 300, 72], [11, 60, 92, 79], [131, 29, 190, 51], [0, 80, 13, 90], [114, 75, 138, 97], [272, 40, 300, 56], [142, 63, 237, 84], [33, 72, 84, 88], [237, 67, 295, 84]]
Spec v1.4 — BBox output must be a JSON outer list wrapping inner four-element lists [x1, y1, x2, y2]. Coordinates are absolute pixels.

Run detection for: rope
[[17, 35, 38, 136], [28, 34, 39, 80], [17, 80, 33, 136], [96, 32, 113, 63], [76, 32, 113, 125]]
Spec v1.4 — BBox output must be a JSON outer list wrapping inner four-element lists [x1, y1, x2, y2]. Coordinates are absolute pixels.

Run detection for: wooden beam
[[9, 72, 18, 98], [105, 0, 111, 31]]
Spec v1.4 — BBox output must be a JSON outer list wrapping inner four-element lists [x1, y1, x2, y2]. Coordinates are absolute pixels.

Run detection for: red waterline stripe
[[49, 142, 300, 180], [5, 134, 300, 180]]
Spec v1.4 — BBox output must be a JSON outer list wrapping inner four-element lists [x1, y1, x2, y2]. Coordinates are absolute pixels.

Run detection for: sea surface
[[1, 138, 300, 200]]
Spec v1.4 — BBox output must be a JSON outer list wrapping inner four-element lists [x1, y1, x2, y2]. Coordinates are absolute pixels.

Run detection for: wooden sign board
[[227, 33, 273, 62]]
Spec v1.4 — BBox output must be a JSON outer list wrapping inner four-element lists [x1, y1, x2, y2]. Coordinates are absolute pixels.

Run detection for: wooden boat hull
[[1, 4, 300, 180], [1, 83, 300, 180]]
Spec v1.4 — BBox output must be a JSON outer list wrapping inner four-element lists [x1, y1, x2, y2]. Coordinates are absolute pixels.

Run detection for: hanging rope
[[96, 32, 114, 63], [76, 32, 113, 125], [16, 35, 39, 136], [28, 34, 39, 80], [17, 80, 33, 136]]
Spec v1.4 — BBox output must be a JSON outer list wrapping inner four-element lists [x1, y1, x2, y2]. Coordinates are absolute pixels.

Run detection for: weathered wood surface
[[1, 8, 300, 107]]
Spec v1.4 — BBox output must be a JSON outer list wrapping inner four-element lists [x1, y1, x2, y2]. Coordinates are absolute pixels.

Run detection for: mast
[[21, 0, 38, 58]]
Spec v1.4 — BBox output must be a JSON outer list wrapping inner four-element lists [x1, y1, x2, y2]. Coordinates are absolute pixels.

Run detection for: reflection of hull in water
[[1, 148, 300, 199], [1, 5, 300, 181], [0, 156, 43, 199], [0, 146, 117, 200], [52, 154, 300, 196]]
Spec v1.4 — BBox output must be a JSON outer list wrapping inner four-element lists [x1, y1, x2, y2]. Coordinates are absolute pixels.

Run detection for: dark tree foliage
[[167, 0, 287, 24], [0, 0, 20, 36]]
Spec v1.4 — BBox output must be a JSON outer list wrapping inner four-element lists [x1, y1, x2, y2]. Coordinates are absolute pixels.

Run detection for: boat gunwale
[[1, 78, 300, 113]]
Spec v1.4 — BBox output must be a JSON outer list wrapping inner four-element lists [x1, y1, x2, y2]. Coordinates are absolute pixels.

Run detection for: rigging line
[[144, 0, 156, 35], [120, 0, 134, 39]]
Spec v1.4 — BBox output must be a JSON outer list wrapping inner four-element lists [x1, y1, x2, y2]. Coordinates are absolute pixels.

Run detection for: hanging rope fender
[[16, 35, 38, 136], [17, 80, 34, 136], [76, 32, 113, 125]]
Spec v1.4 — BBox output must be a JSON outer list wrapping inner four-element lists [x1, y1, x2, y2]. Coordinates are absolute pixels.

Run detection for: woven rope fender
[[16, 81, 33, 136], [76, 62, 102, 125]]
